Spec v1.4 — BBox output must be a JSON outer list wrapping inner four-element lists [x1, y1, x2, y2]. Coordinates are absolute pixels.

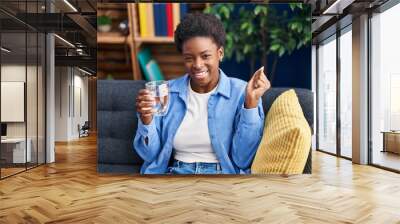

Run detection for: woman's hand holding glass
[[245, 66, 271, 109], [136, 89, 156, 125], [136, 81, 169, 125]]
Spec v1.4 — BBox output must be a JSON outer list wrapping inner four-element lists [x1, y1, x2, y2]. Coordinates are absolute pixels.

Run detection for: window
[[370, 2, 400, 171], [317, 36, 337, 154], [339, 27, 352, 158], [0, 1, 47, 179]]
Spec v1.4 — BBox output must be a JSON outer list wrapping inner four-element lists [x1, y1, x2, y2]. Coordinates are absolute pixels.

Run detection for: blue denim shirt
[[133, 70, 265, 174]]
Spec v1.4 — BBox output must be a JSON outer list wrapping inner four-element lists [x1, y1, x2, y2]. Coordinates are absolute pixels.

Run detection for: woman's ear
[[218, 47, 224, 62]]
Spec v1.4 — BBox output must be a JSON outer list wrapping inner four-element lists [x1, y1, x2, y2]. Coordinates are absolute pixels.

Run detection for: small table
[[1, 138, 32, 163], [381, 131, 400, 154]]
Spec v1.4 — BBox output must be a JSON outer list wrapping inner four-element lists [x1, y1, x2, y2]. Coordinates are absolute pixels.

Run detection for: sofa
[[97, 80, 313, 174]]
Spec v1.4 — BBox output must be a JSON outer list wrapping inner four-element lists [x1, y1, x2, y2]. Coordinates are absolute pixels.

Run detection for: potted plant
[[97, 15, 112, 32], [204, 4, 311, 82]]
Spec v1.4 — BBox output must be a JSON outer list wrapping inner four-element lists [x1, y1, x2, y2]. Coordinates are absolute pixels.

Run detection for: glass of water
[[145, 80, 169, 116]]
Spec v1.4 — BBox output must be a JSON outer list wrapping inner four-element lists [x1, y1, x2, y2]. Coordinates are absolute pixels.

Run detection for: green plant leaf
[[270, 44, 280, 51], [220, 6, 230, 19], [279, 47, 285, 57], [206, 3, 311, 75], [244, 45, 251, 54], [288, 38, 296, 51], [297, 23, 303, 32], [97, 15, 111, 25], [247, 24, 254, 35], [240, 22, 249, 30], [254, 6, 262, 15]]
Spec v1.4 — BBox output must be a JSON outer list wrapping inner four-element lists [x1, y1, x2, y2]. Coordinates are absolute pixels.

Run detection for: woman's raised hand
[[245, 66, 271, 109]]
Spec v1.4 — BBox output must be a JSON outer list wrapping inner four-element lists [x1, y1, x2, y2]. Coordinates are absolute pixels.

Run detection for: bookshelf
[[97, 3, 132, 80], [97, 32, 127, 44], [97, 3, 206, 80]]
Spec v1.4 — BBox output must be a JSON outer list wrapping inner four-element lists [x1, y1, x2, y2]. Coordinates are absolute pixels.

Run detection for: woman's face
[[182, 37, 223, 93]]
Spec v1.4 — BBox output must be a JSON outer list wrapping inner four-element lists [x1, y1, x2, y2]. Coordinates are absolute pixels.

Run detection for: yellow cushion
[[251, 89, 311, 174]]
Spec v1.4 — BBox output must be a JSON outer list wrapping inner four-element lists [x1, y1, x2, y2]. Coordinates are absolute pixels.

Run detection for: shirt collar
[[169, 68, 231, 99]]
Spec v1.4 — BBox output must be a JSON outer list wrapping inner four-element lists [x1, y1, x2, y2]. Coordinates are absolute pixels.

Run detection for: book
[[146, 60, 164, 81], [153, 3, 168, 36], [138, 3, 148, 37], [137, 48, 165, 81], [172, 3, 180, 33], [146, 3, 155, 37], [180, 3, 188, 20], [166, 3, 173, 37]]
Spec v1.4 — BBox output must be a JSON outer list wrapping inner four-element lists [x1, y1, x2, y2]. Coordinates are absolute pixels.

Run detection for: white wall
[[55, 67, 89, 141], [1, 65, 38, 138], [1, 65, 26, 82], [55, 66, 69, 141], [1, 63, 45, 164]]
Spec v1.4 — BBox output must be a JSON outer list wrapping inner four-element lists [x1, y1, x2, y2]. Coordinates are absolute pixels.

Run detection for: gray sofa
[[97, 80, 313, 174]]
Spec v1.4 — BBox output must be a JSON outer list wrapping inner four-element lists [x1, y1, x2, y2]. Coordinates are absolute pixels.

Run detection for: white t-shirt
[[172, 81, 219, 163]]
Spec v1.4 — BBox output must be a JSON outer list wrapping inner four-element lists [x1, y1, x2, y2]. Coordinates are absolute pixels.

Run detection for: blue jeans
[[168, 160, 222, 174]]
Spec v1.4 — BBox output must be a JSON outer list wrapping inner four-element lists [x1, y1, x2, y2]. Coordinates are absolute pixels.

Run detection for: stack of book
[[137, 3, 189, 37]]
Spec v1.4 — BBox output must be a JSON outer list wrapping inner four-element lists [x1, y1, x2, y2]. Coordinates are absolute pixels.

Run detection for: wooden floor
[[1, 163, 45, 178], [1, 167, 26, 178], [1, 135, 400, 223]]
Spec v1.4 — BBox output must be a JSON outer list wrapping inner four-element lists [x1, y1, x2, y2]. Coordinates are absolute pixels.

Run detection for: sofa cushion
[[97, 80, 146, 168], [251, 89, 311, 174]]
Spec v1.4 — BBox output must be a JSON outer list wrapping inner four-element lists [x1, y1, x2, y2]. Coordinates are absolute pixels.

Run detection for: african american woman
[[134, 13, 270, 174]]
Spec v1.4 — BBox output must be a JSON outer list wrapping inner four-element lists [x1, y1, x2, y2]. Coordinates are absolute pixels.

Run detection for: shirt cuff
[[240, 105, 261, 125], [137, 117, 156, 137]]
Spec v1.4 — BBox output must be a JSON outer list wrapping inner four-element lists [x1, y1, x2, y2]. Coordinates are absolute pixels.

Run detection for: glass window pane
[[340, 28, 352, 158], [1, 30, 27, 177], [318, 36, 337, 154], [1, 0, 46, 179], [371, 3, 400, 171]]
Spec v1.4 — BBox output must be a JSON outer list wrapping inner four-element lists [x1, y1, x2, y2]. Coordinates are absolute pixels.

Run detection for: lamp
[[78, 67, 94, 76], [1, 47, 11, 53], [54, 34, 75, 48], [63, 0, 78, 12]]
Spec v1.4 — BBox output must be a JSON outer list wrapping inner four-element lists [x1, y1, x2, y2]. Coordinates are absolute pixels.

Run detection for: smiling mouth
[[193, 70, 208, 79]]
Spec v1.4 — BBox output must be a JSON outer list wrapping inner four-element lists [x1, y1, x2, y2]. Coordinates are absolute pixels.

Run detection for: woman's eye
[[202, 55, 211, 59]]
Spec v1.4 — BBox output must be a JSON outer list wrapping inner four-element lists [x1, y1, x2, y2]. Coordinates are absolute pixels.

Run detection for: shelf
[[97, 28, 174, 45], [97, 33, 127, 44], [97, 3, 203, 80], [134, 37, 175, 44]]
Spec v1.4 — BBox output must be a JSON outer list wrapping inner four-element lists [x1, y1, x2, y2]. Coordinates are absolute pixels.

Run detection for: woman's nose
[[193, 58, 204, 69]]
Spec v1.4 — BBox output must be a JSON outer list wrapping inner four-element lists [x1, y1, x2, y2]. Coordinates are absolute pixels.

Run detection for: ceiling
[[310, 0, 390, 43], [0, 0, 96, 73]]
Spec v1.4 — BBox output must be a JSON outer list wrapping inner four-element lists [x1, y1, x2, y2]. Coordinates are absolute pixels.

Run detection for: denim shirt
[[133, 70, 265, 174]]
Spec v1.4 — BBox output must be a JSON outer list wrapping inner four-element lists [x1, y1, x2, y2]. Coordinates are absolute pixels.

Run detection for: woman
[[134, 13, 270, 174]]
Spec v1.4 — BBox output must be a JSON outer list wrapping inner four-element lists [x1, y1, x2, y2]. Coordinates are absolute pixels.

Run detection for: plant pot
[[98, 24, 112, 32]]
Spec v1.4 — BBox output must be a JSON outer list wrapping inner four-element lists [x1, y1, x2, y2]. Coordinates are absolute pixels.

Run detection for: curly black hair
[[174, 13, 226, 53]]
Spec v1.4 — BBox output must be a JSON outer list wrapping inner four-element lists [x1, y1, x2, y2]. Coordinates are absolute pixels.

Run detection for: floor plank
[[1, 135, 400, 223]]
